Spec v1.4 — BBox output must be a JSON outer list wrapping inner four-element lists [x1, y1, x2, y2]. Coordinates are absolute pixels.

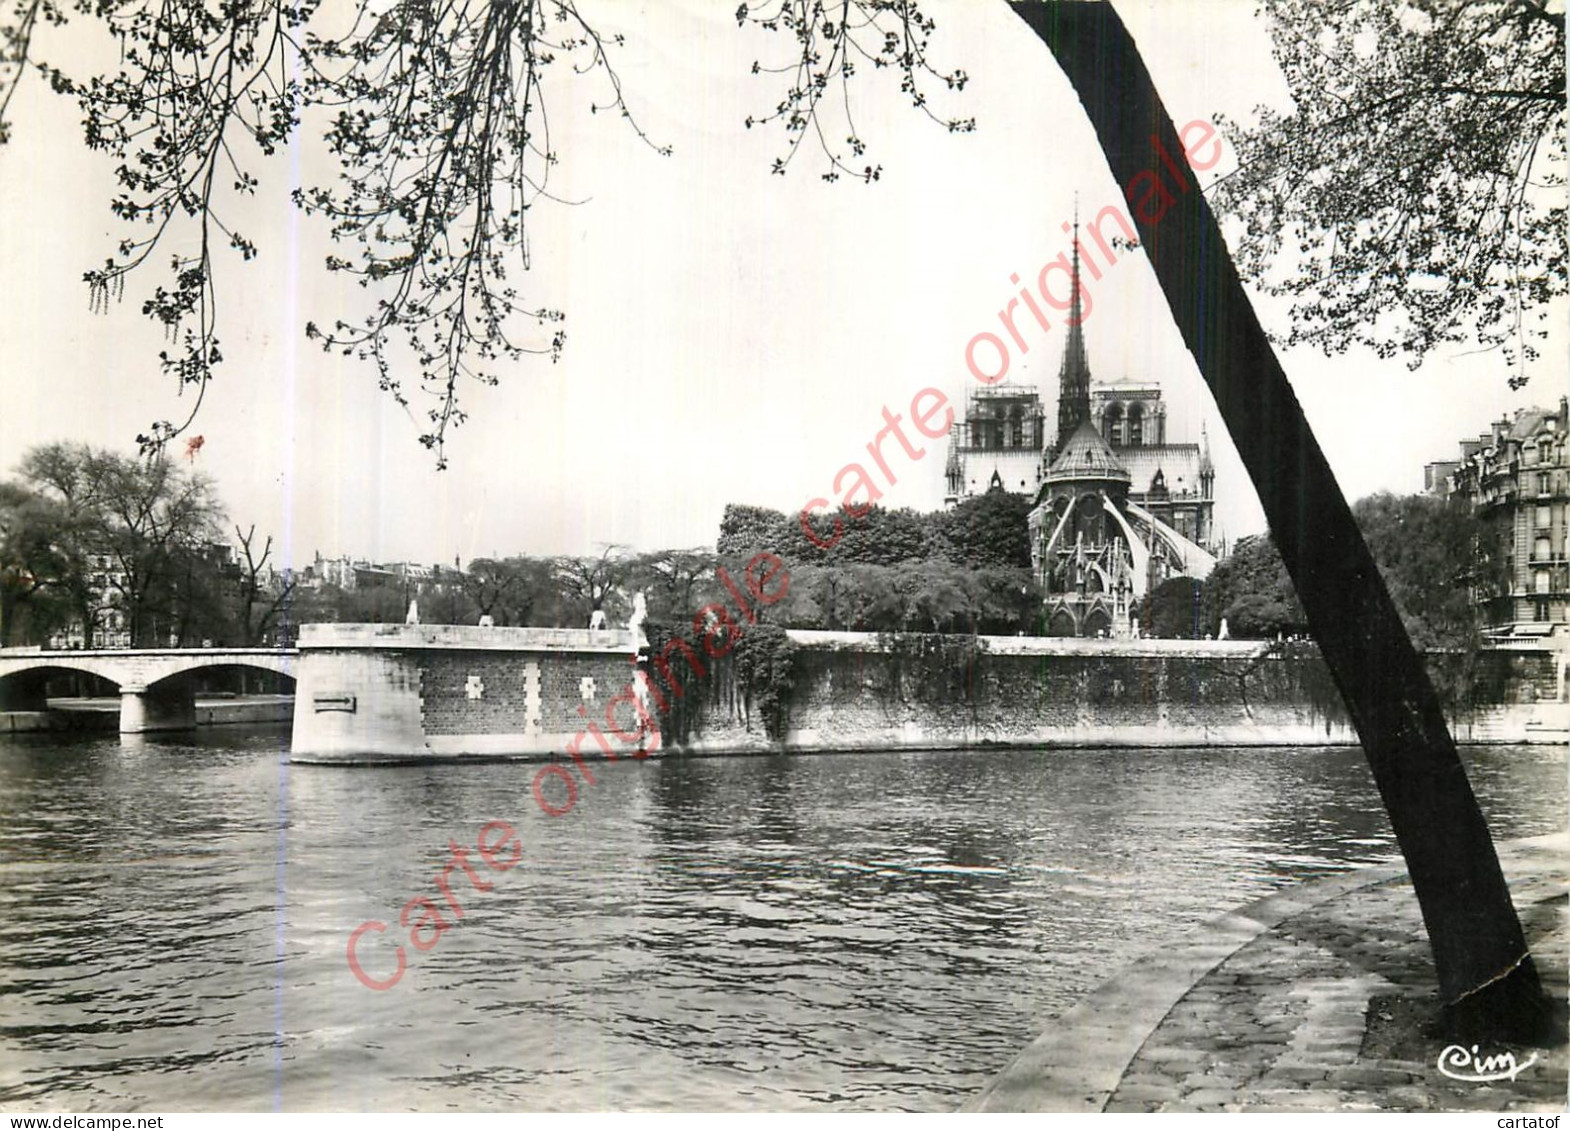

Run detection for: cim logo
[[1436, 1043, 1539, 1084]]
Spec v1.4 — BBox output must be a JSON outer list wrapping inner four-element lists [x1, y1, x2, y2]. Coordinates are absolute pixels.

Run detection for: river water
[[0, 729, 1563, 1112]]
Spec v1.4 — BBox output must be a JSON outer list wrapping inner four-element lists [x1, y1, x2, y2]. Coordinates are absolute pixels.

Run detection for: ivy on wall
[[872, 632, 987, 710], [642, 619, 797, 746]]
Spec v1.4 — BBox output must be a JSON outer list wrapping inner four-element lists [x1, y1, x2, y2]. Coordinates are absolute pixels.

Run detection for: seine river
[[0, 729, 1563, 1112]]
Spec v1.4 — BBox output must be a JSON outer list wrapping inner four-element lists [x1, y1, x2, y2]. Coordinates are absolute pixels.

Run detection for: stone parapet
[[297, 623, 634, 653]]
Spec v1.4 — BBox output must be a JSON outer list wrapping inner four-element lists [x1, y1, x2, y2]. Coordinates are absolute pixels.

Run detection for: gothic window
[[1104, 403, 1124, 446], [1128, 404, 1144, 446], [1010, 407, 1024, 449]]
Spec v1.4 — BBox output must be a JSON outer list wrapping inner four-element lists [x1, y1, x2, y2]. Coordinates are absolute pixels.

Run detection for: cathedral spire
[[1055, 203, 1092, 451]]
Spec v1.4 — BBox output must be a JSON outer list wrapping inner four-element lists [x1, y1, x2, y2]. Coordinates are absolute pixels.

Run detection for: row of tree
[[718, 492, 1033, 570], [0, 443, 291, 648], [0, 445, 750, 647], [1142, 493, 1496, 649], [1, 441, 1493, 652]]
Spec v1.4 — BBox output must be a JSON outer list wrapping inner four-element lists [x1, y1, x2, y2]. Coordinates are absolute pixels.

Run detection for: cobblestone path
[[971, 835, 1567, 1113]]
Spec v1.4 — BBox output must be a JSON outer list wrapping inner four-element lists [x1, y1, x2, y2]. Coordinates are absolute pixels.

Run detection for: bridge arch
[[0, 648, 297, 731], [142, 657, 298, 694], [0, 663, 122, 713]]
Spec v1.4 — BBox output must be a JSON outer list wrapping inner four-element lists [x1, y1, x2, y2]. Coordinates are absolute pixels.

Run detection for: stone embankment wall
[[666, 635, 1360, 754], [287, 625, 1567, 763], [291, 624, 646, 762]]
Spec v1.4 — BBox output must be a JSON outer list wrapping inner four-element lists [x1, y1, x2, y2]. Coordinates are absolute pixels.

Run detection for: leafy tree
[[1139, 576, 1203, 639], [0, 482, 71, 645], [1, 0, 968, 459], [462, 555, 555, 625], [1214, 0, 1565, 379], [1202, 496, 1491, 647], [831, 506, 933, 566], [328, 581, 409, 625], [933, 489, 1033, 569], [891, 559, 966, 632], [837, 562, 904, 631], [768, 563, 833, 629], [551, 544, 629, 627], [163, 541, 239, 646], [972, 566, 1039, 635], [628, 549, 716, 623], [1200, 534, 1308, 639], [10, 444, 100, 643], [1353, 491, 1496, 650], [15, 443, 226, 646], [420, 579, 482, 625], [717, 504, 797, 558]]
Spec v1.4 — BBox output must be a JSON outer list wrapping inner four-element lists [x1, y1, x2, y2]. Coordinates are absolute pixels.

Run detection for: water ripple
[[0, 731, 1562, 1111]]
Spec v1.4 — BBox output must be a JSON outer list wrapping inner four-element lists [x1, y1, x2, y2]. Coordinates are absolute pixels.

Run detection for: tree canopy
[[1199, 532, 1309, 640], [1214, 0, 1565, 380], [8, 443, 227, 646], [1193, 492, 1495, 648], [0, 0, 971, 461]]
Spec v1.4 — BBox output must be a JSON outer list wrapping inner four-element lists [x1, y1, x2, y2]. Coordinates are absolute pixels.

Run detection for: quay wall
[[670, 636, 1567, 753], [291, 624, 647, 763], [288, 625, 1568, 763], [668, 635, 1357, 754]]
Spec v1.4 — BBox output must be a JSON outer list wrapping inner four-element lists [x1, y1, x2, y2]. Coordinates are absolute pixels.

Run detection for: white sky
[[1, 0, 1563, 568]]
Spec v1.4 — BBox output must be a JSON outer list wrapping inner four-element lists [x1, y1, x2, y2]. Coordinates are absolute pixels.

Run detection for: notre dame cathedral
[[942, 241, 1221, 638]]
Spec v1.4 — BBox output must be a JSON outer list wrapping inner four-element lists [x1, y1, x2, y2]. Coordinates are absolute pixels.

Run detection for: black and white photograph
[[0, 0, 1565, 1117]]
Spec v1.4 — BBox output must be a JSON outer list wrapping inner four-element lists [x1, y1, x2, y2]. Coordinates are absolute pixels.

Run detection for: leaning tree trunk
[[1009, 0, 1548, 1039]]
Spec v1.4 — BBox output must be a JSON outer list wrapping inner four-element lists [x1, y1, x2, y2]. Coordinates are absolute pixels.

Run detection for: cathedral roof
[[1121, 443, 1204, 497], [1041, 419, 1131, 490]]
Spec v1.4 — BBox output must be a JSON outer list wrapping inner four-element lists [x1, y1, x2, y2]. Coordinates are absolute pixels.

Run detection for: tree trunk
[[1009, 0, 1548, 1039]]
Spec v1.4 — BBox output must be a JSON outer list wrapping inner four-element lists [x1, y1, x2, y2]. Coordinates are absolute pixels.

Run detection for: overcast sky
[[1, 0, 1563, 569]]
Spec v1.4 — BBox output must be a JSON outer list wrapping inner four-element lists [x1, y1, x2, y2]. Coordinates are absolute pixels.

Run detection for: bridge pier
[[119, 685, 197, 734]]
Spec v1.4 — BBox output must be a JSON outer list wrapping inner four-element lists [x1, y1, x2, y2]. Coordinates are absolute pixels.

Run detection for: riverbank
[[967, 833, 1568, 1113], [661, 634, 1568, 755], [0, 695, 294, 734], [289, 625, 1570, 762]]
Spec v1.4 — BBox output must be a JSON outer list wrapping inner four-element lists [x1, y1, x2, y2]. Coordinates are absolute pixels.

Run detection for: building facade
[[1426, 399, 1570, 641], [47, 541, 242, 650]]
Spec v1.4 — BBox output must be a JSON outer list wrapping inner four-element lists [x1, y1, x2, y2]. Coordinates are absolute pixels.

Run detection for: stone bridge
[[0, 647, 297, 732]]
